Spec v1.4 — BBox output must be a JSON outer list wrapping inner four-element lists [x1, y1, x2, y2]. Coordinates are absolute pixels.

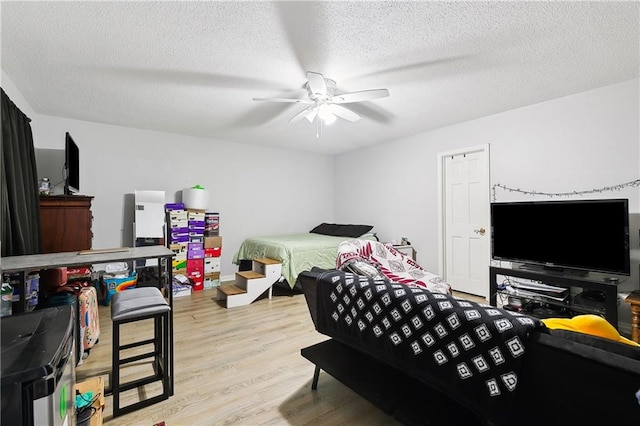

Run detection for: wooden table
[[1, 245, 175, 395], [624, 291, 640, 343]]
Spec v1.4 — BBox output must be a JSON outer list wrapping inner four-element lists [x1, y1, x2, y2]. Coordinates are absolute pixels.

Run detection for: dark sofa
[[298, 269, 640, 426]]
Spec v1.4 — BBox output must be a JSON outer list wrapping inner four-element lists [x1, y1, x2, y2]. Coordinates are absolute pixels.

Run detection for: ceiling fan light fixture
[[323, 114, 337, 125], [318, 104, 336, 124], [253, 71, 389, 129]]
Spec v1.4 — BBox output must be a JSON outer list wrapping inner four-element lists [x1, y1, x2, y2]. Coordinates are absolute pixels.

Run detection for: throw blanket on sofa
[[336, 239, 452, 295], [315, 269, 544, 425]]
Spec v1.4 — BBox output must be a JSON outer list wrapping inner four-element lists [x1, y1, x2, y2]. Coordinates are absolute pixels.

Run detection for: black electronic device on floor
[[1, 305, 76, 426]]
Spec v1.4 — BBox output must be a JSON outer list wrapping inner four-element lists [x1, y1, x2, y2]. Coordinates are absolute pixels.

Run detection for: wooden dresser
[[625, 290, 640, 344], [39, 195, 94, 253]]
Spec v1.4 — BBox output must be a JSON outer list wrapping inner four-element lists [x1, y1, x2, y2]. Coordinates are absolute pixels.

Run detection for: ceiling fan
[[253, 71, 390, 127]]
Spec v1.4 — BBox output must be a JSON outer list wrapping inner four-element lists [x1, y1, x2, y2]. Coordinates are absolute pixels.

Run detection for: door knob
[[474, 227, 486, 235]]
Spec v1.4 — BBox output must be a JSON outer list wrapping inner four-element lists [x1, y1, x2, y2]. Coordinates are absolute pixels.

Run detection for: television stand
[[517, 263, 589, 277], [490, 264, 621, 329]]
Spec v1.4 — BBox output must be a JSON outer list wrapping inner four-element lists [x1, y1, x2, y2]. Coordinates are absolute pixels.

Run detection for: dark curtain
[[1, 88, 42, 256]]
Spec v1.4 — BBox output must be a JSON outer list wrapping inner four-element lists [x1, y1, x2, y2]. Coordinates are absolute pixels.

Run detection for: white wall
[[4, 67, 335, 280], [5, 69, 638, 327], [334, 78, 639, 331], [32, 115, 335, 280]]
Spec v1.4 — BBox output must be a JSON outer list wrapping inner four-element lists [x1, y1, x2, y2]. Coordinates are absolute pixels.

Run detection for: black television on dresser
[[491, 198, 630, 276], [64, 132, 79, 195]]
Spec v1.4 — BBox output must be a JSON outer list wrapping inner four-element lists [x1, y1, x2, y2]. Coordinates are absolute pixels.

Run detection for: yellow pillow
[[541, 314, 639, 347]]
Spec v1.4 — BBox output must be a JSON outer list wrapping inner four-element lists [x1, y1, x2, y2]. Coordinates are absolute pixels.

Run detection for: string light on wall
[[491, 179, 640, 201]]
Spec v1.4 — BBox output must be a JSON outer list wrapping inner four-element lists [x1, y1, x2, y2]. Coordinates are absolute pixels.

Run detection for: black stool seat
[[112, 287, 169, 320], [110, 287, 171, 417]]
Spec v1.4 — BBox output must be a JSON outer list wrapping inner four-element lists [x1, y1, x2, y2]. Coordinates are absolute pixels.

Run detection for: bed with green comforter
[[232, 231, 376, 288]]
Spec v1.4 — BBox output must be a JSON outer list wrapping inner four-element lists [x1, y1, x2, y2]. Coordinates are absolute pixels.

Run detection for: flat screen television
[[64, 132, 79, 195], [491, 198, 630, 276]]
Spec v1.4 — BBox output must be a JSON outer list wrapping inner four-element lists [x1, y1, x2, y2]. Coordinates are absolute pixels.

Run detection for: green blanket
[[232, 233, 375, 288]]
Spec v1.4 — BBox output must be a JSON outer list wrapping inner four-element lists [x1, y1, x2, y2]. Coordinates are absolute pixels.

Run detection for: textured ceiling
[[1, 1, 638, 155]]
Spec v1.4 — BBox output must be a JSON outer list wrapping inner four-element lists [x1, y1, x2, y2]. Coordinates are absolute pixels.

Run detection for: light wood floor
[[76, 286, 485, 426]]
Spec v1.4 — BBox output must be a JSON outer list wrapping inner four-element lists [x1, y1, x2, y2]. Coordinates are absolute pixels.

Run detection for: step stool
[[109, 287, 171, 417], [216, 258, 282, 308]]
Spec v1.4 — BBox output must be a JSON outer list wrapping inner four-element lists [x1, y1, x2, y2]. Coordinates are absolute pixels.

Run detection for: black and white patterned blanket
[[314, 270, 544, 425]]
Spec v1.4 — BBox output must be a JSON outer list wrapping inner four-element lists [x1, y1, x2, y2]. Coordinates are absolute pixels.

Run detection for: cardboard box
[[172, 282, 192, 297], [188, 271, 204, 291], [169, 209, 187, 219], [205, 247, 221, 257], [204, 273, 220, 289], [101, 272, 137, 307], [204, 236, 222, 249], [164, 203, 185, 212], [187, 242, 203, 251], [205, 212, 219, 236], [75, 376, 105, 426], [206, 271, 220, 280], [169, 219, 188, 228], [204, 257, 221, 273], [187, 249, 204, 260], [187, 210, 205, 221], [170, 243, 187, 255], [170, 230, 189, 243], [187, 259, 204, 275], [66, 266, 92, 280], [172, 258, 187, 270]]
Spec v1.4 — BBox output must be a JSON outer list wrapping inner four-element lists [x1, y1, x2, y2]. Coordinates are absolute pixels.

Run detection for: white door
[[438, 145, 490, 298]]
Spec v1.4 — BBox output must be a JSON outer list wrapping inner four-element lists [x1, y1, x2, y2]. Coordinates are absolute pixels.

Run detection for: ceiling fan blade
[[332, 89, 390, 104], [327, 104, 361, 122], [289, 106, 318, 123], [275, 2, 328, 76], [355, 55, 473, 80], [304, 108, 319, 123], [306, 71, 327, 97], [253, 97, 313, 103]]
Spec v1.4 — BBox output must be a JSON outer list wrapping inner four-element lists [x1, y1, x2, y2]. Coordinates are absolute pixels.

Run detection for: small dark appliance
[[1, 305, 76, 426]]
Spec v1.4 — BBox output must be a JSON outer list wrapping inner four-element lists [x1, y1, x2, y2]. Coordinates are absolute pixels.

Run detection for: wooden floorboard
[[78, 285, 485, 425], [78, 285, 446, 426]]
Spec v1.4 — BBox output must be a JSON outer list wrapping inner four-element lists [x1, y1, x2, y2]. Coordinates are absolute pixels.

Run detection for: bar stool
[[109, 287, 171, 417]]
